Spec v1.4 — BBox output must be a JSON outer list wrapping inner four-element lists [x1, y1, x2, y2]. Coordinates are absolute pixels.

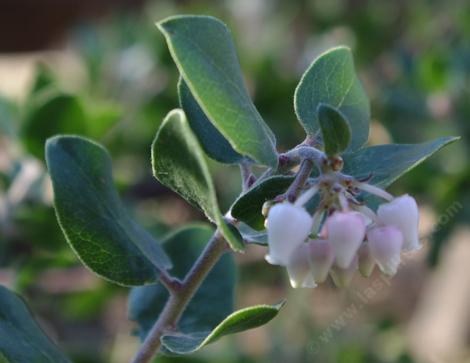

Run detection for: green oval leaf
[[294, 46, 370, 151], [178, 78, 245, 164], [318, 104, 352, 156], [157, 15, 278, 167], [342, 136, 460, 188], [128, 225, 283, 355], [152, 109, 244, 251], [161, 302, 284, 354], [230, 176, 294, 230], [46, 135, 171, 286], [0, 286, 71, 363]]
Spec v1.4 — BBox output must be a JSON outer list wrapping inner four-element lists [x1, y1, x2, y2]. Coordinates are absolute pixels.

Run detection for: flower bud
[[326, 211, 366, 268], [367, 225, 403, 276], [307, 239, 335, 283], [262, 201, 272, 217], [265, 202, 313, 266], [286, 243, 317, 288], [330, 256, 358, 288], [357, 243, 376, 277], [377, 194, 420, 251]]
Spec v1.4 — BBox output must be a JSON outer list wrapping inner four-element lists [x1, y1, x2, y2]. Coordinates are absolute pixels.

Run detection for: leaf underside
[[161, 302, 284, 354], [152, 109, 244, 251], [178, 77, 244, 164], [157, 15, 278, 167]]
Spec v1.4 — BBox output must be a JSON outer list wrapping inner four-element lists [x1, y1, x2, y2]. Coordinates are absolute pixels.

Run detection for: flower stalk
[[285, 158, 316, 202]]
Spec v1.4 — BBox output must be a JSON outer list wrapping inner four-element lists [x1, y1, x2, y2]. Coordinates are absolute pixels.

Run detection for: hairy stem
[[301, 134, 320, 147], [158, 269, 182, 292], [285, 158, 315, 203], [278, 145, 324, 173], [132, 233, 228, 363]]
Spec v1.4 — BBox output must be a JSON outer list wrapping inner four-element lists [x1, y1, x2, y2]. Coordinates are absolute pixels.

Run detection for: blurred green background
[[0, 1, 469, 362]]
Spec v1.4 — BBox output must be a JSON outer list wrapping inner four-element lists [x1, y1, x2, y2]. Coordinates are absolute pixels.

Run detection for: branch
[[132, 145, 323, 362], [158, 269, 182, 292], [131, 233, 228, 363], [278, 145, 324, 173]]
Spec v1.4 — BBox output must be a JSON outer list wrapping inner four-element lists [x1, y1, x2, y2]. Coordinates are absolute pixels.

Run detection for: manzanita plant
[[0, 15, 459, 363]]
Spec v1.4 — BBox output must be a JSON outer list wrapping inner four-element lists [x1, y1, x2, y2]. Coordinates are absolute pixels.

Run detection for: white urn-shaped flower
[[367, 225, 404, 276], [265, 202, 313, 266], [326, 211, 366, 268], [307, 239, 335, 283], [377, 195, 420, 251], [286, 243, 317, 288]]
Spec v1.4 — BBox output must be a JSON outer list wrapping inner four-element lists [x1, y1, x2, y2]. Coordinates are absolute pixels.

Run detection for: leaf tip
[[156, 14, 228, 35], [167, 108, 186, 121], [274, 299, 287, 310], [448, 135, 461, 143], [45, 134, 62, 149], [155, 15, 178, 34], [323, 45, 353, 58], [45, 135, 70, 167]]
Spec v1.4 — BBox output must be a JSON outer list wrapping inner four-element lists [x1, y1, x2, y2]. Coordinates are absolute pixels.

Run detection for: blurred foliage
[[0, 0, 469, 362]]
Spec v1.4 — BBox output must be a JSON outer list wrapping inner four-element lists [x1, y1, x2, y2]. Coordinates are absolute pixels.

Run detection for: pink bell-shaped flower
[[326, 211, 366, 268], [330, 255, 358, 288], [307, 239, 335, 283], [377, 195, 420, 251], [358, 243, 376, 277], [286, 243, 317, 288], [367, 225, 404, 276], [265, 202, 313, 266]]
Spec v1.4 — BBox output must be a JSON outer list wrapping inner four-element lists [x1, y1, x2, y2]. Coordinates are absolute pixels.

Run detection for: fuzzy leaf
[[178, 78, 244, 164], [318, 104, 352, 156], [231, 176, 294, 230], [294, 46, 370, 150], [162, 302, 284, 354], [152, 109, 244, 251], [46, 136, 171, 286], [342, 136, 460, 188], [157, 15, 278, 167]]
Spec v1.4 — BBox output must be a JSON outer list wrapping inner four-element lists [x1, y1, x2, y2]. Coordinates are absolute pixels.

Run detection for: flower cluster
[[264, 173, 420, 288]]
